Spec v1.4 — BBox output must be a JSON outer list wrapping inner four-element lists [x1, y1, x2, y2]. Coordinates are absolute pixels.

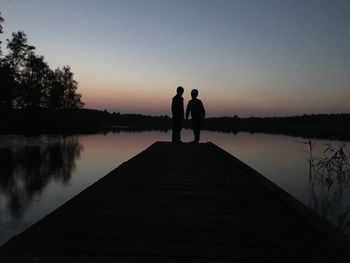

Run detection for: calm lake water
[[0, 130, 349, 245]]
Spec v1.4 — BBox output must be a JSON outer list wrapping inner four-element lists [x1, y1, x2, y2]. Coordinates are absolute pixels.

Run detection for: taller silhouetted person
[[186, 89, 205, 143], [171, 86, 184, 143]]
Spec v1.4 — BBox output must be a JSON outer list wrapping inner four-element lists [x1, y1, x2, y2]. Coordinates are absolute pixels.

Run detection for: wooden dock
[[1, 141, 349, 262]]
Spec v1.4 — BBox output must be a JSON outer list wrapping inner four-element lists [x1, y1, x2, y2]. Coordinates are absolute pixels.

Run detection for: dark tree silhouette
[[0, 14, 84, 111], [4, 32, 43, 109], [47, 66, 84, 109], [0, 12, 4, 54], [0, 63, 16, 111], [0, 12, 4, 32], [19, 53, 51, 109], [5, 31, 35, 72], [0, 13, 17, 112]]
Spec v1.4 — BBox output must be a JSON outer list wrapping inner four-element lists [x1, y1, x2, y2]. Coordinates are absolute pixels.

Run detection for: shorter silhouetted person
[[186, 89, 205, 143], [171, 86, 184, 143]]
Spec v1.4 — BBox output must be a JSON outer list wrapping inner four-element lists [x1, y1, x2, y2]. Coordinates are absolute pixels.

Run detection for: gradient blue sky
[[1, 0, 349, 116]]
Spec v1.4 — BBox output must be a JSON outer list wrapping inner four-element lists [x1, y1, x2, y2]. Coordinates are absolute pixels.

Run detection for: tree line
[[0, 12, 84, 112]]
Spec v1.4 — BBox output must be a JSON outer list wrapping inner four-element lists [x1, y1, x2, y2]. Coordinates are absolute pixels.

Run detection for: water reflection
[[1, 131, 350, 246], [0, 136, 82, 219], [303, 140, 350, 230]]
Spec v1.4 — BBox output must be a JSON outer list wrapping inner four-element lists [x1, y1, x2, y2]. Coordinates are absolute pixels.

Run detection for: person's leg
[[176, 120, 182, 142], [193, 119, 201, 142], [172, 119, 181, 142], [172, 120, 177, 142], [172, 129, 176, 142], [195, 122, 200, 142]]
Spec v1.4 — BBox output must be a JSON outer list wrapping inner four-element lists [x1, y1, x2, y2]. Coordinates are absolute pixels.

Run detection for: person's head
[[191, 89, 198, 99], [176, 86, 184, 96]]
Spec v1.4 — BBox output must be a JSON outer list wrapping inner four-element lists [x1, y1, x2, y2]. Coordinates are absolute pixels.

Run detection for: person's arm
[[186, 101, 191, 120], [202, 102, 206, 119], [180, 98, 184, 119], [171, 97, 175, 115]]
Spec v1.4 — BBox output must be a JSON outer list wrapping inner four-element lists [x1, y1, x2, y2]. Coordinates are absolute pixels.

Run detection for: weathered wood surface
[[1, 141, 349, 262]]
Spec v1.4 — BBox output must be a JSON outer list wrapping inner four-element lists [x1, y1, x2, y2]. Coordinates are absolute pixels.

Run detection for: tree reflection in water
[[302, 140, 350, 231], [0, 136, 83, 219]]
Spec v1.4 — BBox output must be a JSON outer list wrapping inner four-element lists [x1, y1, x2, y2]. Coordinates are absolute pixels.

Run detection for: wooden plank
[[0, 141, 349, 262]]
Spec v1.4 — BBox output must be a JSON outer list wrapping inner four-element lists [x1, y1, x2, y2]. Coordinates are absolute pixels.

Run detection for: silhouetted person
[[186, 89, 205, 143], [171, 86, 184, 143]]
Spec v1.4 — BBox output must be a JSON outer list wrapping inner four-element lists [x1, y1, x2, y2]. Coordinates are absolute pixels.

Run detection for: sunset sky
[[1, 0, 349, 117]]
